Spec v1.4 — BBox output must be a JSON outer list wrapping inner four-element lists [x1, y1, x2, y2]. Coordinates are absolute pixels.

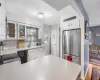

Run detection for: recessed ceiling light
[[37, 12, 44, 19]]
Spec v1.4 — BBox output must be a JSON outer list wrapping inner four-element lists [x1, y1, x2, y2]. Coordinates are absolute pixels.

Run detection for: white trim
[[84, 65, 89, 78]]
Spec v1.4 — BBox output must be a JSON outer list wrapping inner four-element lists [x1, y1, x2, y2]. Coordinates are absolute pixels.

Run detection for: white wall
[[43, 24, 51, 54], [82, 0, 100, 26], [51, 24, 60, 57], [84, 40, 89, 76], [7, 12, 43, 27], [59, 5, 80, 19], [0, 0, 6, 40], [75, 0, 89, 21]]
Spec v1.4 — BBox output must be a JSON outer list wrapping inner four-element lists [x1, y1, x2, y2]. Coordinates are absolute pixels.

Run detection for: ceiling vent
[[63, 16, 76, 22], [43, 0, 71, 11]]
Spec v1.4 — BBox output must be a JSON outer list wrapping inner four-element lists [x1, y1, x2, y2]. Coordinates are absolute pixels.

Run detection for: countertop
[[0, 44, 46, 55], [0, 55, 81, 80]]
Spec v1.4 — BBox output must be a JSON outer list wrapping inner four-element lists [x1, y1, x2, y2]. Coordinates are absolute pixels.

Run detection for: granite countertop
[[0, 44, 46, 55], [0, 55, 81, 80]]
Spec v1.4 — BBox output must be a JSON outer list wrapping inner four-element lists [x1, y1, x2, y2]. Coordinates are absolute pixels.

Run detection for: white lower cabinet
[[72, 56, 79, 64], [28, 47, 46, 61]]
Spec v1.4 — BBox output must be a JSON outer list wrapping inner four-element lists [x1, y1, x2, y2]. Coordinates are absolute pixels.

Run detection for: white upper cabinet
[[18, 23, 26, 39], [0, 0, 6, 40], [62, 21, 70, 30], [69, 19, 80, 29], [7, 21, 17, 39], [61, 16, 80, 30]]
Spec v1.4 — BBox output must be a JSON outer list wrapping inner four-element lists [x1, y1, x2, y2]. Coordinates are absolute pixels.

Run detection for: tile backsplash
[[25, 41, 37, 48], [3, 40, 38, 50], [3, 40, 17, 49]]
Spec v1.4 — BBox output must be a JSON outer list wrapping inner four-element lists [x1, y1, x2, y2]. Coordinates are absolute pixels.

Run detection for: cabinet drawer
[[37, 47, 44, 51], [72, 56, 79, 64], [28, 53, 38, 61], [28, 49, 37, 53], [28, 50, 33, 53]]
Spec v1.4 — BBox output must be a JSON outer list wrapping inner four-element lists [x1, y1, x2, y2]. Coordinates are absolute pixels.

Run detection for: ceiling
[[82, 0, 100, 26], [7, 0, 78, 25], [6, 0, 100, 26], [43, 0, 72, 11], [7, 0, 58, 20]]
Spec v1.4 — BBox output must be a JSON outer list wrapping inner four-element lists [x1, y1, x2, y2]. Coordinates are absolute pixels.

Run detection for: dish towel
[[67, 56, 72, 62]]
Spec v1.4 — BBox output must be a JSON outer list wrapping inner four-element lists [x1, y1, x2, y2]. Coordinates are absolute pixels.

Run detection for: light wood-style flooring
[[85, 64, 100, 80]]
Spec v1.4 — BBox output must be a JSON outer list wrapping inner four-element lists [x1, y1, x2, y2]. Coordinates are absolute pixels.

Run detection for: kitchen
[[0, 0, 89, 80]]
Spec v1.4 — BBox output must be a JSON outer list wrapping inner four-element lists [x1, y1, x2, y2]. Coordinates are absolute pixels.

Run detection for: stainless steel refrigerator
[[62, 29, 81, 64]]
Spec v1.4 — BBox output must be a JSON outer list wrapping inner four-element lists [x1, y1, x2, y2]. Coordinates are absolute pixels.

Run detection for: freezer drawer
[[72, 56, 79, 64], [63, 54, 80, 64]]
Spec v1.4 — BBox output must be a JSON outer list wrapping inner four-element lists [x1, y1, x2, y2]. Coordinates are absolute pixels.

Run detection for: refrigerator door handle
[[62, 31, 65, 54]]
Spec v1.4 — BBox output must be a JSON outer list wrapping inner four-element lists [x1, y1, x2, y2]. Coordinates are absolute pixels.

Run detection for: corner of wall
[[74, 0, 89, 22]]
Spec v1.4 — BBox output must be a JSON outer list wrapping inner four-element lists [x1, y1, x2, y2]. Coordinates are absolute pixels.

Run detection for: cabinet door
[[28, 49, 40, 61], [28, 48, 46, 61], [28, 52, 35, 61], [37, 48, 46, 57], [62, 21, 70, 30], [7, 21, 17, 39], [70, 19, 80, 29], [18, 23, 26, 39], [28, 50, 37, 61]]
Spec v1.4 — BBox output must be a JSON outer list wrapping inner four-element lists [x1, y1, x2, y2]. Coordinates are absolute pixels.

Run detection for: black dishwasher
[[17, 50, 28, 64]]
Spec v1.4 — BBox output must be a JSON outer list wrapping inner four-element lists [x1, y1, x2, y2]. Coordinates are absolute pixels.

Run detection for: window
[[26, 26, 38, 42]]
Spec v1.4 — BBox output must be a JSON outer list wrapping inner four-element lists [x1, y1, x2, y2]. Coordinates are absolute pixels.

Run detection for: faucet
[[27, 35, 32, 48], [27, 40, 32, 48]]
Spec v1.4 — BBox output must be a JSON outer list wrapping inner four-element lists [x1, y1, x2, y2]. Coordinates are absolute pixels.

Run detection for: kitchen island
[[0, 55, 81, 80]]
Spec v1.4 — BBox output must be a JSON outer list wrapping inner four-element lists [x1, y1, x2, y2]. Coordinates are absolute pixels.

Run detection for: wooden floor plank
[[85, 64, 100, 80]]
